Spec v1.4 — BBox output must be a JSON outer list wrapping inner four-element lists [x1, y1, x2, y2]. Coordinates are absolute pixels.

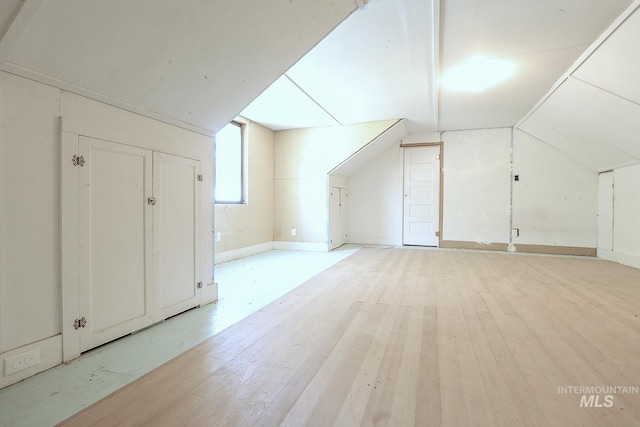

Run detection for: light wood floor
[[59, 248, 640, 426]]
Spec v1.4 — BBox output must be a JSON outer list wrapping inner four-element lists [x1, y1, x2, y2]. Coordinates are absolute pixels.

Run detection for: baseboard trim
[[215, 241, 330, 263], [440, 240, 509, 252], [273, 241, 328, 252], [440, 240, 596, 257], [1, 335, 62, 389], [347, 236, 402, 246], [215, 242, 275, 264], [513, 244, 596, 257]]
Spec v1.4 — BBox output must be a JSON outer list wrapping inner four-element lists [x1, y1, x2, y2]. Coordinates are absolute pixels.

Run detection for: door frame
[[61, 127, 82, 362], [400, 142, 444, 247]]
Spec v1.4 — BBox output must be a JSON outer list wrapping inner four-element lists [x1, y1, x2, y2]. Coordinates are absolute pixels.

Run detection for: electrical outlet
[[512, 228, 520, 238], [216, 232, 221, 242], [4, 348, 40, 376], [291, 227, 296, 237]]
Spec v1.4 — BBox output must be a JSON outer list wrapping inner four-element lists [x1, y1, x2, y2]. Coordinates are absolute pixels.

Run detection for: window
[[215, 121, 245, 204]]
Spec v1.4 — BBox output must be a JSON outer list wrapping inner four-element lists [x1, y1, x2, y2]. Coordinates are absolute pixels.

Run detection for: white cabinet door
[[78, 137, 154, 352], [403, 146, 440, 246], [153, 152, 201, 321]]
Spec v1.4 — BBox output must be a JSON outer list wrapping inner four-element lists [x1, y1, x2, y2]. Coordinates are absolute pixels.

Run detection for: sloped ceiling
[[438, 0, 632, 131], [0, 0, 358, 135], [242, 0, 633, 133], [518, 2, 640, 171], [243, 0, 435, 131], [330, 119, 410, 177], [1, 0, 639, 174]]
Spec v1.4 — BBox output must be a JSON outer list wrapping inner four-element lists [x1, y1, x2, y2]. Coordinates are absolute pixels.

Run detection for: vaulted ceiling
[[1, 0, 639, 171], [241, 0, 634, 134]]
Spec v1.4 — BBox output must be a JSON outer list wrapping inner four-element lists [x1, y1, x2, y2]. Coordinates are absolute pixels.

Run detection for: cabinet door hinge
[[196, 281, 203, 289], [147, 197, 157, 205], [72, 155, 85, 167], [197, 174, 203, 182], [73, 317, 87, 330]]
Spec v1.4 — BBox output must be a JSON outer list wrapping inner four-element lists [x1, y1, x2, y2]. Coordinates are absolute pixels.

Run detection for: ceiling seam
[[283, 74, 342, 126], [514, 0, 640, 129], [521, 77, 640, 165], [432, 0, 441, 132], [570, 75, 640, 109], [514, 128, 602, 172]]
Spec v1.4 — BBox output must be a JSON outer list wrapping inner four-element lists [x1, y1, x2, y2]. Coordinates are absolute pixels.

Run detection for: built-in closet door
[[153, 152, 201, 321], [597, 171, 614, 253], [329, 186, 347, 250], [78, 136, 154, 352]]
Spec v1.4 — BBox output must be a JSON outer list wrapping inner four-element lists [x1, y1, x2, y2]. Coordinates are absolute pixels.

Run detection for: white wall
[[346, 127, 598, 252], [0, 71, 213, 387], [347, 144, 403, 246], [274, 121, 396, 248], [215, 120, 274, 259], [442, 128, 512, 244], [0, 72, 61, 354], [512, 130, 598, 248]]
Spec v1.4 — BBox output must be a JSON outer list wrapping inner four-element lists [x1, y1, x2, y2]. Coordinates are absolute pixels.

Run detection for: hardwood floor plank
[[413, 306, 441, 426], [360, 305, 411, 426], [436, 274, 468, 426], [456, 287, 521, 426], [233, 300, 366, 427], [386, 305, 422, 426], [184, 301, 358, 425], [57, 248, 640, 427], [504, 273, 640, 425], [450, 286, 495, 426], [280, 303, 388, 426], [491, 311, 600, 426], [477, 311, 549, 426], [332, 301, 405, 426]]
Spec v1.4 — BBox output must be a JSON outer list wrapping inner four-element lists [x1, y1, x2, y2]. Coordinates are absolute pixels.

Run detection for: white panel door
[[340, 188, 348, 246], [597, 171, 614, 252], [153, 152, 201, 321], [403, 146, 440, 246], [329, 186, 347, 250], [329, 187, 342, 250], [78, 137, 153, 352]]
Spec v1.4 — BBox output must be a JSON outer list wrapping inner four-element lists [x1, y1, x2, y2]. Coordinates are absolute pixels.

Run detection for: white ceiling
[[330, 119, 410, 177], [0, 0, 358, 135], [242, 0, 633, 133], [243, 0, 436, 131], [0, 0, 635, 137], [518, 2, 640, 172]]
